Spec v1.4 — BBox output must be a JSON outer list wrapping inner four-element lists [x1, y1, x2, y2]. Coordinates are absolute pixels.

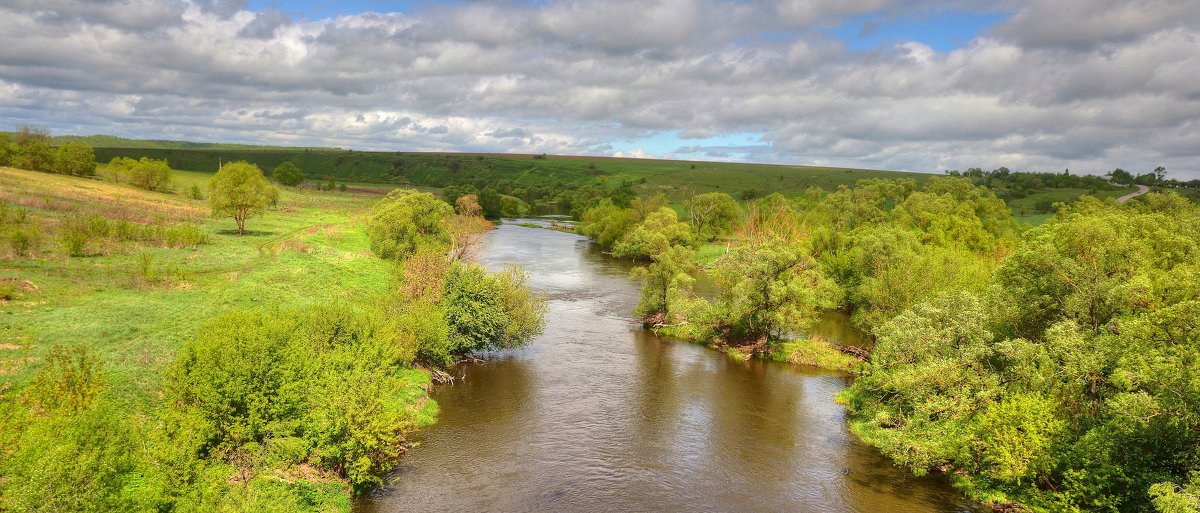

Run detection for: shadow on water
[[355, 220, 979, 513]]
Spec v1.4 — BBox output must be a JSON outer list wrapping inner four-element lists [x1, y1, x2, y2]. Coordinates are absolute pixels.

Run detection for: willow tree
[[209, 161, 278, 235]]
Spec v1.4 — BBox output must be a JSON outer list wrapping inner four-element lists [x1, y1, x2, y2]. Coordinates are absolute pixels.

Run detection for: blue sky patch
[[829, 11, 1010, 52]]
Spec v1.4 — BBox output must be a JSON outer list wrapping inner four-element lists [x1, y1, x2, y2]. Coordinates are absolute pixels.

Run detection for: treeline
[[0, 170, 546, 510], [575, 177, 1200, 512], [0, 125, 97, 176]]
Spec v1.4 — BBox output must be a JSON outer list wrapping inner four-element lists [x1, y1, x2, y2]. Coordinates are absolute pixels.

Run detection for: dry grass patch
[[0, 167, 205, 224]]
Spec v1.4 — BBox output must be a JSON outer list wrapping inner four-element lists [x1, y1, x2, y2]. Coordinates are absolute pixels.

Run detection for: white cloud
[[0, 0, 1195, 178]]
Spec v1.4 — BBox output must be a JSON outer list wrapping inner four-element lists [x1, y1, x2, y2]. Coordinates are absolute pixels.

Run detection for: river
[[355, 221, 979, 513]]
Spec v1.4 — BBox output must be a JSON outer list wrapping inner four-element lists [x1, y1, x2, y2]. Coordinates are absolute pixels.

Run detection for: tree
[[578, 199, 638, 249], [11, 125, 53, 172], [1109, 168, 1134, 185], [709, 240, 840, 344], [208, 161, 277, 235], [366, 189, 453, 261], [120, 157, 174, 191], [685, 192, 741, 242], [612, 207, 692, 259], [0, 131, 11, 166], [272, 161, 305, 186], [454, 194, 482, 217], [52, 142, 96, 176], [631, 244, 698, 321], [441, 263, 546, 354]]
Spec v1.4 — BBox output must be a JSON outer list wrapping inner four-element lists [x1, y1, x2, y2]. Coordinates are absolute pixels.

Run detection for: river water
[[356, 222, 979, 513]]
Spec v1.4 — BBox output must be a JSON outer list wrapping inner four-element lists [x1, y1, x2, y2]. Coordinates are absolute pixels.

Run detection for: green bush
[[8, 224, 41, 257], [366, 189, 453, 261], [167, 304, 432, 491], [272, 161, 305, 186], [26, 345, 107, 415], [442, 262, 546, 354], [53, 141, 97, 176], [59, 221, 91, 257]]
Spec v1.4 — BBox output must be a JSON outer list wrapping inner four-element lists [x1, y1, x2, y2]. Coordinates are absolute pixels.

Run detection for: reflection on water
[[355, 221, 978, 513]]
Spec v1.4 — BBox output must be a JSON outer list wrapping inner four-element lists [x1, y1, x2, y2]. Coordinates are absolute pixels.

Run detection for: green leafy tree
[[53, 141, 96, 176], [0, 131, 12, 166], [209, 161, 277, 235], [578, 199, 638, 249], [631, 244, 699, 321], [709, 240, 840, 343], [843, 291, 1001, 474], [272, 161, 305, 186], [366, 189, 453, 260], [11, 125, 54, 172], [685, 192, 741, 242], [118, 157, 174, 192], [441, 263, 546, 354], [612, 207, 692, 259]]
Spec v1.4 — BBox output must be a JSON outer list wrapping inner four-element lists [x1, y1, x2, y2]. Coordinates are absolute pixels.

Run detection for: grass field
[[0, 166, 411, 408]]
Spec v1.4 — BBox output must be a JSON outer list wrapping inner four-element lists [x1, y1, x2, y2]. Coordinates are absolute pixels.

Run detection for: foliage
[[844, 193, 1200, 512], [109, 157, 175, 192], [577, 199, 638, 249], [272, 161, 305, 186], [366, 188, 453, 261], [708, 240, 840, 343], [53, 141, 97, 176], [685, 192, 742, 242], [442, 262, 546, 355], [209, 161, 277, 235], [168, 304, 430, 492], [631, 244, 699, 320], [11, 125, 54, 172], [612, 207, 692, 259]]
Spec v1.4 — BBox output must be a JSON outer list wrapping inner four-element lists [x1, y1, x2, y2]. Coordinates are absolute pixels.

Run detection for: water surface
[[356, 222, 977, 513]]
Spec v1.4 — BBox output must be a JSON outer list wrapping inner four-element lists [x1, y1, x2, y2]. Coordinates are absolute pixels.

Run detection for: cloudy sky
[[1, 0, 1197, 177]]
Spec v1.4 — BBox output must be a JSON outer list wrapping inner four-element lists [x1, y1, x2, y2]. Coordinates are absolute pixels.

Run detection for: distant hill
[[83, 145, 931, 200]]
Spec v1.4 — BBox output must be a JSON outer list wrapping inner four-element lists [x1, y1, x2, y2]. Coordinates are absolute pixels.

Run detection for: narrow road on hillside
[[1118, 184, 1151, 203]]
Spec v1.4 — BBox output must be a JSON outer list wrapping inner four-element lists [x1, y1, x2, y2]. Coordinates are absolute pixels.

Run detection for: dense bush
[[53, 141, 97, 176], [168, 304, 432, 492], [843, 192, 1200, 512], [273, 161, 305, 186], [442, 263, 546, 356], [10, 125, 54, 172], [109, 156, 174, 191], [366, 189, 453, 261]]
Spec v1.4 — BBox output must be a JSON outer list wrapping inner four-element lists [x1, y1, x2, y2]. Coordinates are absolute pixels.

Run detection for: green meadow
[[0, 166, 402, 402]]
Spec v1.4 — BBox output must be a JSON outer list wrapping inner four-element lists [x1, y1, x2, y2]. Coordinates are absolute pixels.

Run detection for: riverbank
[[649, 321, 864, 373]]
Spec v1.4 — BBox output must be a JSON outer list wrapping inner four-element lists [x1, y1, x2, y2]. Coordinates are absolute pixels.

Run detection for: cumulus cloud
[[0, 0, 1196, 177]]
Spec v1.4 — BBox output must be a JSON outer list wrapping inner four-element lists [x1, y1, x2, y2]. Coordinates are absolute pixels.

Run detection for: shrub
[[188, 183, 204, 200], [366, 189, 453, 261], [59, 221, 91, 257], [442, 262, 546, 354], [9, 225, 41, 257], [53, 141, 96, 176], [272, 161, 305, 186], [129, 158, 174, 192], [26, 345, 106, 415]]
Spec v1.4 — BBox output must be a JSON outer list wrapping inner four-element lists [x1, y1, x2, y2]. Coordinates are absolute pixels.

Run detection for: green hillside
[[89, 146, 929, 200]]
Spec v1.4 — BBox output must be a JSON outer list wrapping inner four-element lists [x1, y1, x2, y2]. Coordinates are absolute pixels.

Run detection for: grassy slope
[[0, 167, 416, 409]]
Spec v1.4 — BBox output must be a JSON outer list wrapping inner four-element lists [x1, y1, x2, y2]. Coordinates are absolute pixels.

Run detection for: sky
[[0, 0, 1197, 178]]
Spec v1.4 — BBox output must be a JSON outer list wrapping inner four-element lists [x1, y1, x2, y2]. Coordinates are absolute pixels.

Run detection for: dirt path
[[1118, 184, 1150, 203]]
